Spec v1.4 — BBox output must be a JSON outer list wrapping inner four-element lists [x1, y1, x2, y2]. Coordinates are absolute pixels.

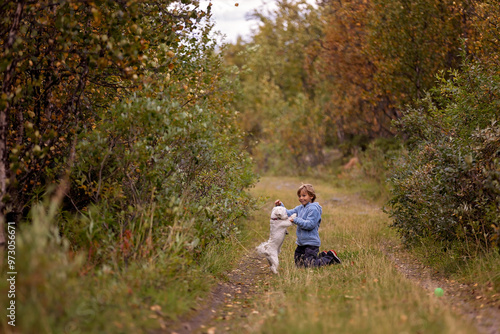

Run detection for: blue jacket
[[281, 202, 322, 247]]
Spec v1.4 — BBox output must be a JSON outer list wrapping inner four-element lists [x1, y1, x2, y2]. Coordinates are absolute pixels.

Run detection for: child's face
[[298, 190, 314, 206]]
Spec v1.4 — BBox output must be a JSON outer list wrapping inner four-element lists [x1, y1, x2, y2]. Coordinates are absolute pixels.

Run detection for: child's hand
[[274, 199, 282, 206]]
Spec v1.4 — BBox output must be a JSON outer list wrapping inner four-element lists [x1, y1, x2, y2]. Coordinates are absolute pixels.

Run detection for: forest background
[[0, 0, 499, 332]]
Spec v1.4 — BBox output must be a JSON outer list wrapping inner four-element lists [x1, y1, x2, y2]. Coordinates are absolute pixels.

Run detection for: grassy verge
[[408, 238, 500, 300], [237, 176, 479, 334], [0, 203, 247, 333]]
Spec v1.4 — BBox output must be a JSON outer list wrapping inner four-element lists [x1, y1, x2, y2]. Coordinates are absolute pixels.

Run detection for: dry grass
[[239, 176, 479, 334]]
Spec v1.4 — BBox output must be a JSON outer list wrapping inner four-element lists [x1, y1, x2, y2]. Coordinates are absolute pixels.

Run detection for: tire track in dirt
[[167, 251, 272, 334], [382, 242, 500, 334]]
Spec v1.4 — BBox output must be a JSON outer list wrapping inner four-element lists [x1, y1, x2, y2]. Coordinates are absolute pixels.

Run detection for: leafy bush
[[62, 86, 256, 264], [0, 2, 258, 331], [387, 60, 500, 253], [1, 0, 257, 260]]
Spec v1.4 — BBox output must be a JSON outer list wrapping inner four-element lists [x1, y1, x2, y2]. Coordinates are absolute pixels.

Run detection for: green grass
[[458, 251, 500, 295], [236, 176, 479, 334], [0, 203, 239, 334], [409, 238, 500, 299]]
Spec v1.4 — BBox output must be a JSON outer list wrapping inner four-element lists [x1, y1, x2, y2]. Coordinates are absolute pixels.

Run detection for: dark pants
[[294, 245, 332, 268]]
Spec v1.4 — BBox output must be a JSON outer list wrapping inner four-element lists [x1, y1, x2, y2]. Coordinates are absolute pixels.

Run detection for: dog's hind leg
[[256, 242, 269, 257], [269, 254, 279, 274]]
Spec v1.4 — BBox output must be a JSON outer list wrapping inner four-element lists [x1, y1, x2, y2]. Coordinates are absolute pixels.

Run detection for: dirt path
[[169, 251, 272, 334]]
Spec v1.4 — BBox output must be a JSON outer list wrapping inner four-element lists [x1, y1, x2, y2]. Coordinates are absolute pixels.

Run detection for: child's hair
[[297, 184, 316, 202]]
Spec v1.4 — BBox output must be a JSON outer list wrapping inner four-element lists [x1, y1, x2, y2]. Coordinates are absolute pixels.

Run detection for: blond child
[[275, 184, 341, 267]]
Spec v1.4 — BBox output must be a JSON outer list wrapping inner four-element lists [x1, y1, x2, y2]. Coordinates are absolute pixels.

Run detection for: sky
[[198, 1, 282, 44]]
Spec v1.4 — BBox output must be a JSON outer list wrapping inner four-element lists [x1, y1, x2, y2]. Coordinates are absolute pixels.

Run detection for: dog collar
[[271, 218, 279, 220]]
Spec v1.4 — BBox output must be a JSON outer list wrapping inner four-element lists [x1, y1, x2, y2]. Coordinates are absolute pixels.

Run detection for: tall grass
[[0, 200, 246, 333], [239, 176, 479, 334], [409, 238, 500, 299]]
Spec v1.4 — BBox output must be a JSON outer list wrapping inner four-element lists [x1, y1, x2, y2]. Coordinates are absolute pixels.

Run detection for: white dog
[[256, 206, 296, 274]]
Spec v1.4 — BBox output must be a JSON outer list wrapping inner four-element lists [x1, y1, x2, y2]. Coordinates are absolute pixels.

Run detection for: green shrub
[[386, 60, 500, 254], [65, 92, 256, 265], [0, 85, 257, 333]]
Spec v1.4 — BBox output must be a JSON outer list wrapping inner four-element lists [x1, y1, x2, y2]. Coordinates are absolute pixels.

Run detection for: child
[[275, 184, 341, 268]]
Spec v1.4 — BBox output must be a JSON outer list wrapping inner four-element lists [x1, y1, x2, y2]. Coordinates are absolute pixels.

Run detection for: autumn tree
[[309, 0, 468, 144], [225, 0, 474, 171], [225, 0, 326, 172], [386, 1, 500, 252], [313, 0, 393, 143], [467, 0, 500, 66], [368, 0, 466, 103]]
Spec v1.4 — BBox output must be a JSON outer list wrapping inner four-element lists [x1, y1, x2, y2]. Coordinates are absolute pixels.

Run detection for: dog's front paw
[[289, 213, 297, 222]]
